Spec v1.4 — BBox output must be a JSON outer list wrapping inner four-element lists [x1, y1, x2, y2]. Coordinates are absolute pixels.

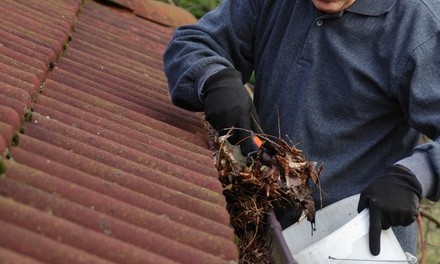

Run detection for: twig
[[427, 242, 440, 248], [417, 213, 425, 264], [420, 210, 440, 228]]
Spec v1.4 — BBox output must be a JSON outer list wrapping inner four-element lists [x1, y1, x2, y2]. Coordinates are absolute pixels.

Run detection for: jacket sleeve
[[163, 0, 259, 112], [395, 33, 440, 202]]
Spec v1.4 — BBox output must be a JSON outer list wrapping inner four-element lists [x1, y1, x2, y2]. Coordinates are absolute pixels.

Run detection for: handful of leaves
[[213, 132, 321, 263]]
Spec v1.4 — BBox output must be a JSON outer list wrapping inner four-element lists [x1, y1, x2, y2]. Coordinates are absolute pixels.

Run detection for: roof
[[0, 0, 239, 263]]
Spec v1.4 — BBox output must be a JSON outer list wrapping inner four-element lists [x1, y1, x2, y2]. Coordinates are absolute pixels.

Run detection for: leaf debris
[[212, 130, 322, 263]]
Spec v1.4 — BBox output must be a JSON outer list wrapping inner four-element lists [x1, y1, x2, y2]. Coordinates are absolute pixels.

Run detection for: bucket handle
[[328, 252, 417, 263]]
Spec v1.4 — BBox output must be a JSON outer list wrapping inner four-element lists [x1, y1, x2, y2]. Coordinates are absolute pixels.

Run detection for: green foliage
[[173, 0, 222, 18], [158, 0, 222, 19], [419, 200, 440, 263]]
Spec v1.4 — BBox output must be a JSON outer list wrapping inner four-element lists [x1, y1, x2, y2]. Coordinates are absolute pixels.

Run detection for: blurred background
[[159, 0, 222, 19]]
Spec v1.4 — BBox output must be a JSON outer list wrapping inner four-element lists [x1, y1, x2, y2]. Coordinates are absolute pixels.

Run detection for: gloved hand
[[357, 164, 422, 256], [202, 68, 261, 156]]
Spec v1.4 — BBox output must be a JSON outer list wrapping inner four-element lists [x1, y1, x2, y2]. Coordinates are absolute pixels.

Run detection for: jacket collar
[[346, 0, 397, 16]]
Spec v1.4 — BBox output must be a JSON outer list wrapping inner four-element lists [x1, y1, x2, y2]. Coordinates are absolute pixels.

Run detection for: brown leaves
[[213, 133, 322, 263]]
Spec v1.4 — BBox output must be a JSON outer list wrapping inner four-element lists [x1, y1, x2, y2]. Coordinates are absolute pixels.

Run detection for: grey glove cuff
[[396, 151, 435, 199]]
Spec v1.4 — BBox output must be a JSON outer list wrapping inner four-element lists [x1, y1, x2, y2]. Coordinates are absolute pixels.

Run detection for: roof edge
[[100, 0, 197, 27]]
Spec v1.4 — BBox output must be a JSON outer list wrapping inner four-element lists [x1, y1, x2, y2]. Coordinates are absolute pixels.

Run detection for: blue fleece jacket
[[163, 0, 440, 255]]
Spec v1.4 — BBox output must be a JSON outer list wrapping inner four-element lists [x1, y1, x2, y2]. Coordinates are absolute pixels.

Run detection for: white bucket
[[282, 194, 417, 264]]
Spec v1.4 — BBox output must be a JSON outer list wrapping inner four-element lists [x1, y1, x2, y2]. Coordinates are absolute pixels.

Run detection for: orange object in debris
[[253, 135, 263, 148]]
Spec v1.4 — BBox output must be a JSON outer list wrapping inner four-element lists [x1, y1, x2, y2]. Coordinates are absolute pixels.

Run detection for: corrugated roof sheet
[[0, 0, 238, 263]]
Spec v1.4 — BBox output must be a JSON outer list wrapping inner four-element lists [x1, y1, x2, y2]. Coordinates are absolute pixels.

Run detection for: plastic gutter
[[267, 209, 298, 264]]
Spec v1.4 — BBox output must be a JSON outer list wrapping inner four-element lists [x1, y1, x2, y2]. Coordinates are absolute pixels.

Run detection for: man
[[163, 0, 440, 257]]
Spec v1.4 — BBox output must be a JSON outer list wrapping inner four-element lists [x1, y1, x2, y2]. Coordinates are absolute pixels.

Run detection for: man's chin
[[311, 0, 355, 13]]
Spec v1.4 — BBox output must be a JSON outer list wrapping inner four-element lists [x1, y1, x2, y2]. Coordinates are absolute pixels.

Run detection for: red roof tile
[[0, 0, 238, 263]]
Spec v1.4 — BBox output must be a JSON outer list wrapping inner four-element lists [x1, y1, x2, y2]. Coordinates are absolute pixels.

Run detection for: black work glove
[[203, 68, 261, 156], [357, 164, 422, 256]]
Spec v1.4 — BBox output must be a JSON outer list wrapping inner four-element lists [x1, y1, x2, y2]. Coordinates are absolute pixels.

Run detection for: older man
[[163, 0, 440, 256]]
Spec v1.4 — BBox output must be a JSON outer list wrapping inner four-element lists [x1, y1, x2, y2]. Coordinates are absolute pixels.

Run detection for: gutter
[[267, 209, 298, 264]]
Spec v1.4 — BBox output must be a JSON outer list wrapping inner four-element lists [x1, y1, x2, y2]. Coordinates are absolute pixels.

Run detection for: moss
[[19, 125, 25, 134], [0, 157, 5, 175], [62, 42, 69, 53], [11, 133, 20, 147], [33, 93, 40, 103], [24, 108, 33, 122], [5, 150, 11, 160]]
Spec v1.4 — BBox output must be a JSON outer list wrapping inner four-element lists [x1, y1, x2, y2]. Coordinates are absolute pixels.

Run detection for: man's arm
[[163, 0, 259, 111], [358, 20, 440, 255], [395, 33, 440, 202]]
